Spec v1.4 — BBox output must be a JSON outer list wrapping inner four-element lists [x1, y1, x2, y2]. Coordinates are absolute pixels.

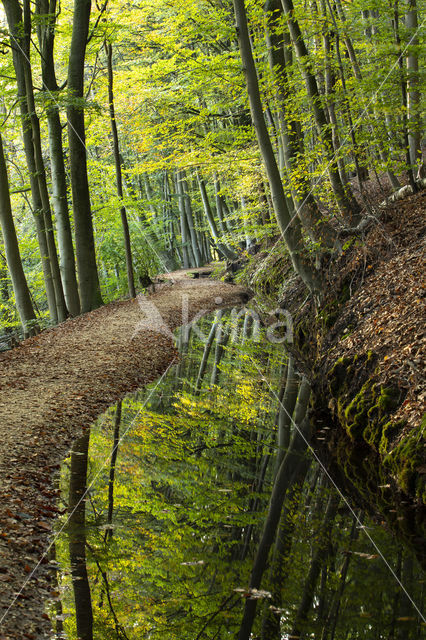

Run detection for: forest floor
[[243, 185, 425, 560], [320, 187, 426, 432], [311, 188, 425, 561], [0, 272, 249, 640]]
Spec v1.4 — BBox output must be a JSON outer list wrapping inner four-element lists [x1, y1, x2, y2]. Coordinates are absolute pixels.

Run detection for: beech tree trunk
[[237, 379, 312, 640], [280, 0, 361, 224], [0, 132, 37, 335], [260, 460, 311, 640], [3, 0, 61, 323], [198, 176, 238, 261], [36, 0, 81, 316], [265, 0, 337, 249], [105, 41, 136, 297], [67, 0, 103, 312], [105, 401, 122, 543], [233, 0, 321, 294], [176, 172, 191, 267], [68, 432, 93, 640], [178, 170, 203, 267], [289, 492, 340, 640], [406, 0, 422, 168], [392, 3, 417, 192], [21, 0, 68, 322]]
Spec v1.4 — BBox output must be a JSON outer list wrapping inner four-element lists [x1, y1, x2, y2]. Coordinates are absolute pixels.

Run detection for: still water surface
[[49, 309, 424, 639]]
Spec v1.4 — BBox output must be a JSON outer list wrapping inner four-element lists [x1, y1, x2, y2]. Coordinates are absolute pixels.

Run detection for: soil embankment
[[308, 191, 425, 563]]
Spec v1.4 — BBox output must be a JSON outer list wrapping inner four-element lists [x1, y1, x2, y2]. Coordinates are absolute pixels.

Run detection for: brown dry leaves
[[326, 189, 426, 436], [0, 274, 249, 639]]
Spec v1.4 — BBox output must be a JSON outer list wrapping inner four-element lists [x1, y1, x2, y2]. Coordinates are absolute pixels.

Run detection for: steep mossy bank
[[315, 352, 425, 566], [238, 190, 425, 565]]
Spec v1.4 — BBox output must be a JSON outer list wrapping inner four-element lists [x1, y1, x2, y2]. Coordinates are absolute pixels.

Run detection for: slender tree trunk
[[210, 320, 230, 386], [280, 0, 361, 224], [36, 0, 80, 316], [393, 3, 417, 192], [289, 492, 340, 640], [105, 401, 122, 542], [260, 459, 310, 640], [105, 41, 135, 297], [195, 311, 222, 392], [198, 176, 238, 261], [324, 515, 359, 640], [396, 553, 416, 640], [265, 0, 337, 249], [0, 258, 9, 319], [405, 0, 422, 168], [333, 0, 362, 81], [233, 0, 321, 294], [274, 355, 298, 473], [321, 12, 348, 186], [68, 432, 93, 640], [180, 171, 203, 267], [67, 0, 103, 312], [214, 177, 231, 235], [20, 0, 68, 322], [237, 385, 312, 640], [0, 132, 37, 335], [3, 0, 58, 322], [360, 9, 402, 191], [387, 549, 402, 640], [176, 172, 191, 267]]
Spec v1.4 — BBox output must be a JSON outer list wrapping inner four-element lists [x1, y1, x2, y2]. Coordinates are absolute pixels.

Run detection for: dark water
[[49, 309, 425, 639]]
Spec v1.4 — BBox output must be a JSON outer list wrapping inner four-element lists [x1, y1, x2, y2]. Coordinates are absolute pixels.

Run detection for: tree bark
[[179, 170, 203, 267], [198, 176, 238, 262], [36, 0, 81, 316], [68, 432, 93, 640], [289, 492, 340, 640], [0, 132, 37, 335], [105, 40, 136, 297], [21, 0, 68, 322], [406, 0, 422, 168], [233, 0, 321, 294], [260, 459, 311, 640], [274, 355, 298, 474], [210, 319, 230, 386], [280, 0, 361, 224], [265, 0, 337, 249], [3, 0, 59, 323], [67, 0, 103, 312], [195, 310, 222, 392], [176, 172, 191, 267], [392, 2, 417, 192], [105, 401, 122, 542]]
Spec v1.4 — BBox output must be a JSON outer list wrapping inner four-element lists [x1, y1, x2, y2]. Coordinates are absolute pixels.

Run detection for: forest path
[[0, 271, 249, 639]]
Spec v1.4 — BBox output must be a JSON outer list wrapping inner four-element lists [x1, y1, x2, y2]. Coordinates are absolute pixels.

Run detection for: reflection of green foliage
[[55, 316, 282, 638], [54, 315, 424, 639]]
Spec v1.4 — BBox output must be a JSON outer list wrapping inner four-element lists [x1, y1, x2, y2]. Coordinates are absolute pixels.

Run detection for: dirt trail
[[0, 273, 249, 639]]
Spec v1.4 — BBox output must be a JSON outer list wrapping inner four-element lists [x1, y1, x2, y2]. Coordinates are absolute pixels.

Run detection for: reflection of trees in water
[[56, 313, 424, 640], [68, 432, 93, 640]]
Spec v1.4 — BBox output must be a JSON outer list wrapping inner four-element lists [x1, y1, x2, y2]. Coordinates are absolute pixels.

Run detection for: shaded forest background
[[0, 0, 424, 337], [0, 0, 424, 638]]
